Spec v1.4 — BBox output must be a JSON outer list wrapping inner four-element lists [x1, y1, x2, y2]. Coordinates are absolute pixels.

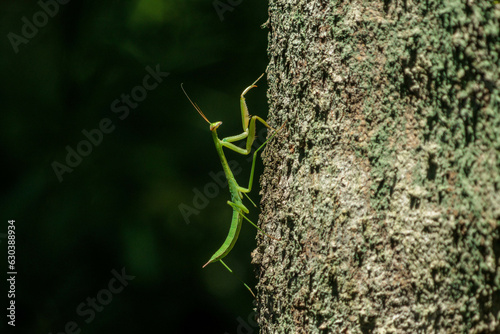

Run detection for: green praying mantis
[[181, 73, 282, 297]]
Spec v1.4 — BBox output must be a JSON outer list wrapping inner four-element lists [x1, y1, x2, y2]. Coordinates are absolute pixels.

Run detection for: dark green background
[[1, 0, 269, 332]]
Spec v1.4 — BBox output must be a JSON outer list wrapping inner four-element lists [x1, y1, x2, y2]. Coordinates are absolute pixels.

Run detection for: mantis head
[[209, 121, 222, 131], [181, 83, 222, 132]]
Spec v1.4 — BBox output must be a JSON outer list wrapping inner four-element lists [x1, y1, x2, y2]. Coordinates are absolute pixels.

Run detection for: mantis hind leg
[[219, 260, 256, 298], [227, 201, 280, 241], [240, 213, 281, 241], [227, 200, 249, 214]]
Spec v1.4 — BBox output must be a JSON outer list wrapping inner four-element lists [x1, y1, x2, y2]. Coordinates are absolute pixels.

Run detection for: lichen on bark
[[254, 0, 500, 333]]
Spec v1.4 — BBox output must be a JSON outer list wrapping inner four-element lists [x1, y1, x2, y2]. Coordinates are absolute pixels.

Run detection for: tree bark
[[253, 0, 500, 333]]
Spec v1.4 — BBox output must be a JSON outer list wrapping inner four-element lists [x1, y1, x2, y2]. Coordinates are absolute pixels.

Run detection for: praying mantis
[[181, 73, 282, 297]]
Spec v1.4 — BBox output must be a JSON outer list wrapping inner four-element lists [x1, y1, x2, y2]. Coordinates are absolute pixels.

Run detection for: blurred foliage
[[0, 0, 268, 332]]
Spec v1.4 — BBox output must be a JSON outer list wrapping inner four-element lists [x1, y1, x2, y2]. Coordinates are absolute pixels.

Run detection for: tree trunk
[[253, 0, 500, 333]]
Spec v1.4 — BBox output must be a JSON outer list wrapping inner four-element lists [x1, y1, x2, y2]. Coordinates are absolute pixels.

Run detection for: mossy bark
[[253, 0, 500, 333]]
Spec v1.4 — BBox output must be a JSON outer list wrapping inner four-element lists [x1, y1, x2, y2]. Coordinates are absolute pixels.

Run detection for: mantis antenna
[[181, 83, 211, 124]]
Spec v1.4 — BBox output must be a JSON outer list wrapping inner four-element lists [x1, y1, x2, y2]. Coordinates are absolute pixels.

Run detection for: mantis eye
[[210, 122, 222, 131]]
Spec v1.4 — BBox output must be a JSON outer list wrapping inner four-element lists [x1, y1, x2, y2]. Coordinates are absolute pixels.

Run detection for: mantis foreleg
[[220, 73, 273, 155]]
